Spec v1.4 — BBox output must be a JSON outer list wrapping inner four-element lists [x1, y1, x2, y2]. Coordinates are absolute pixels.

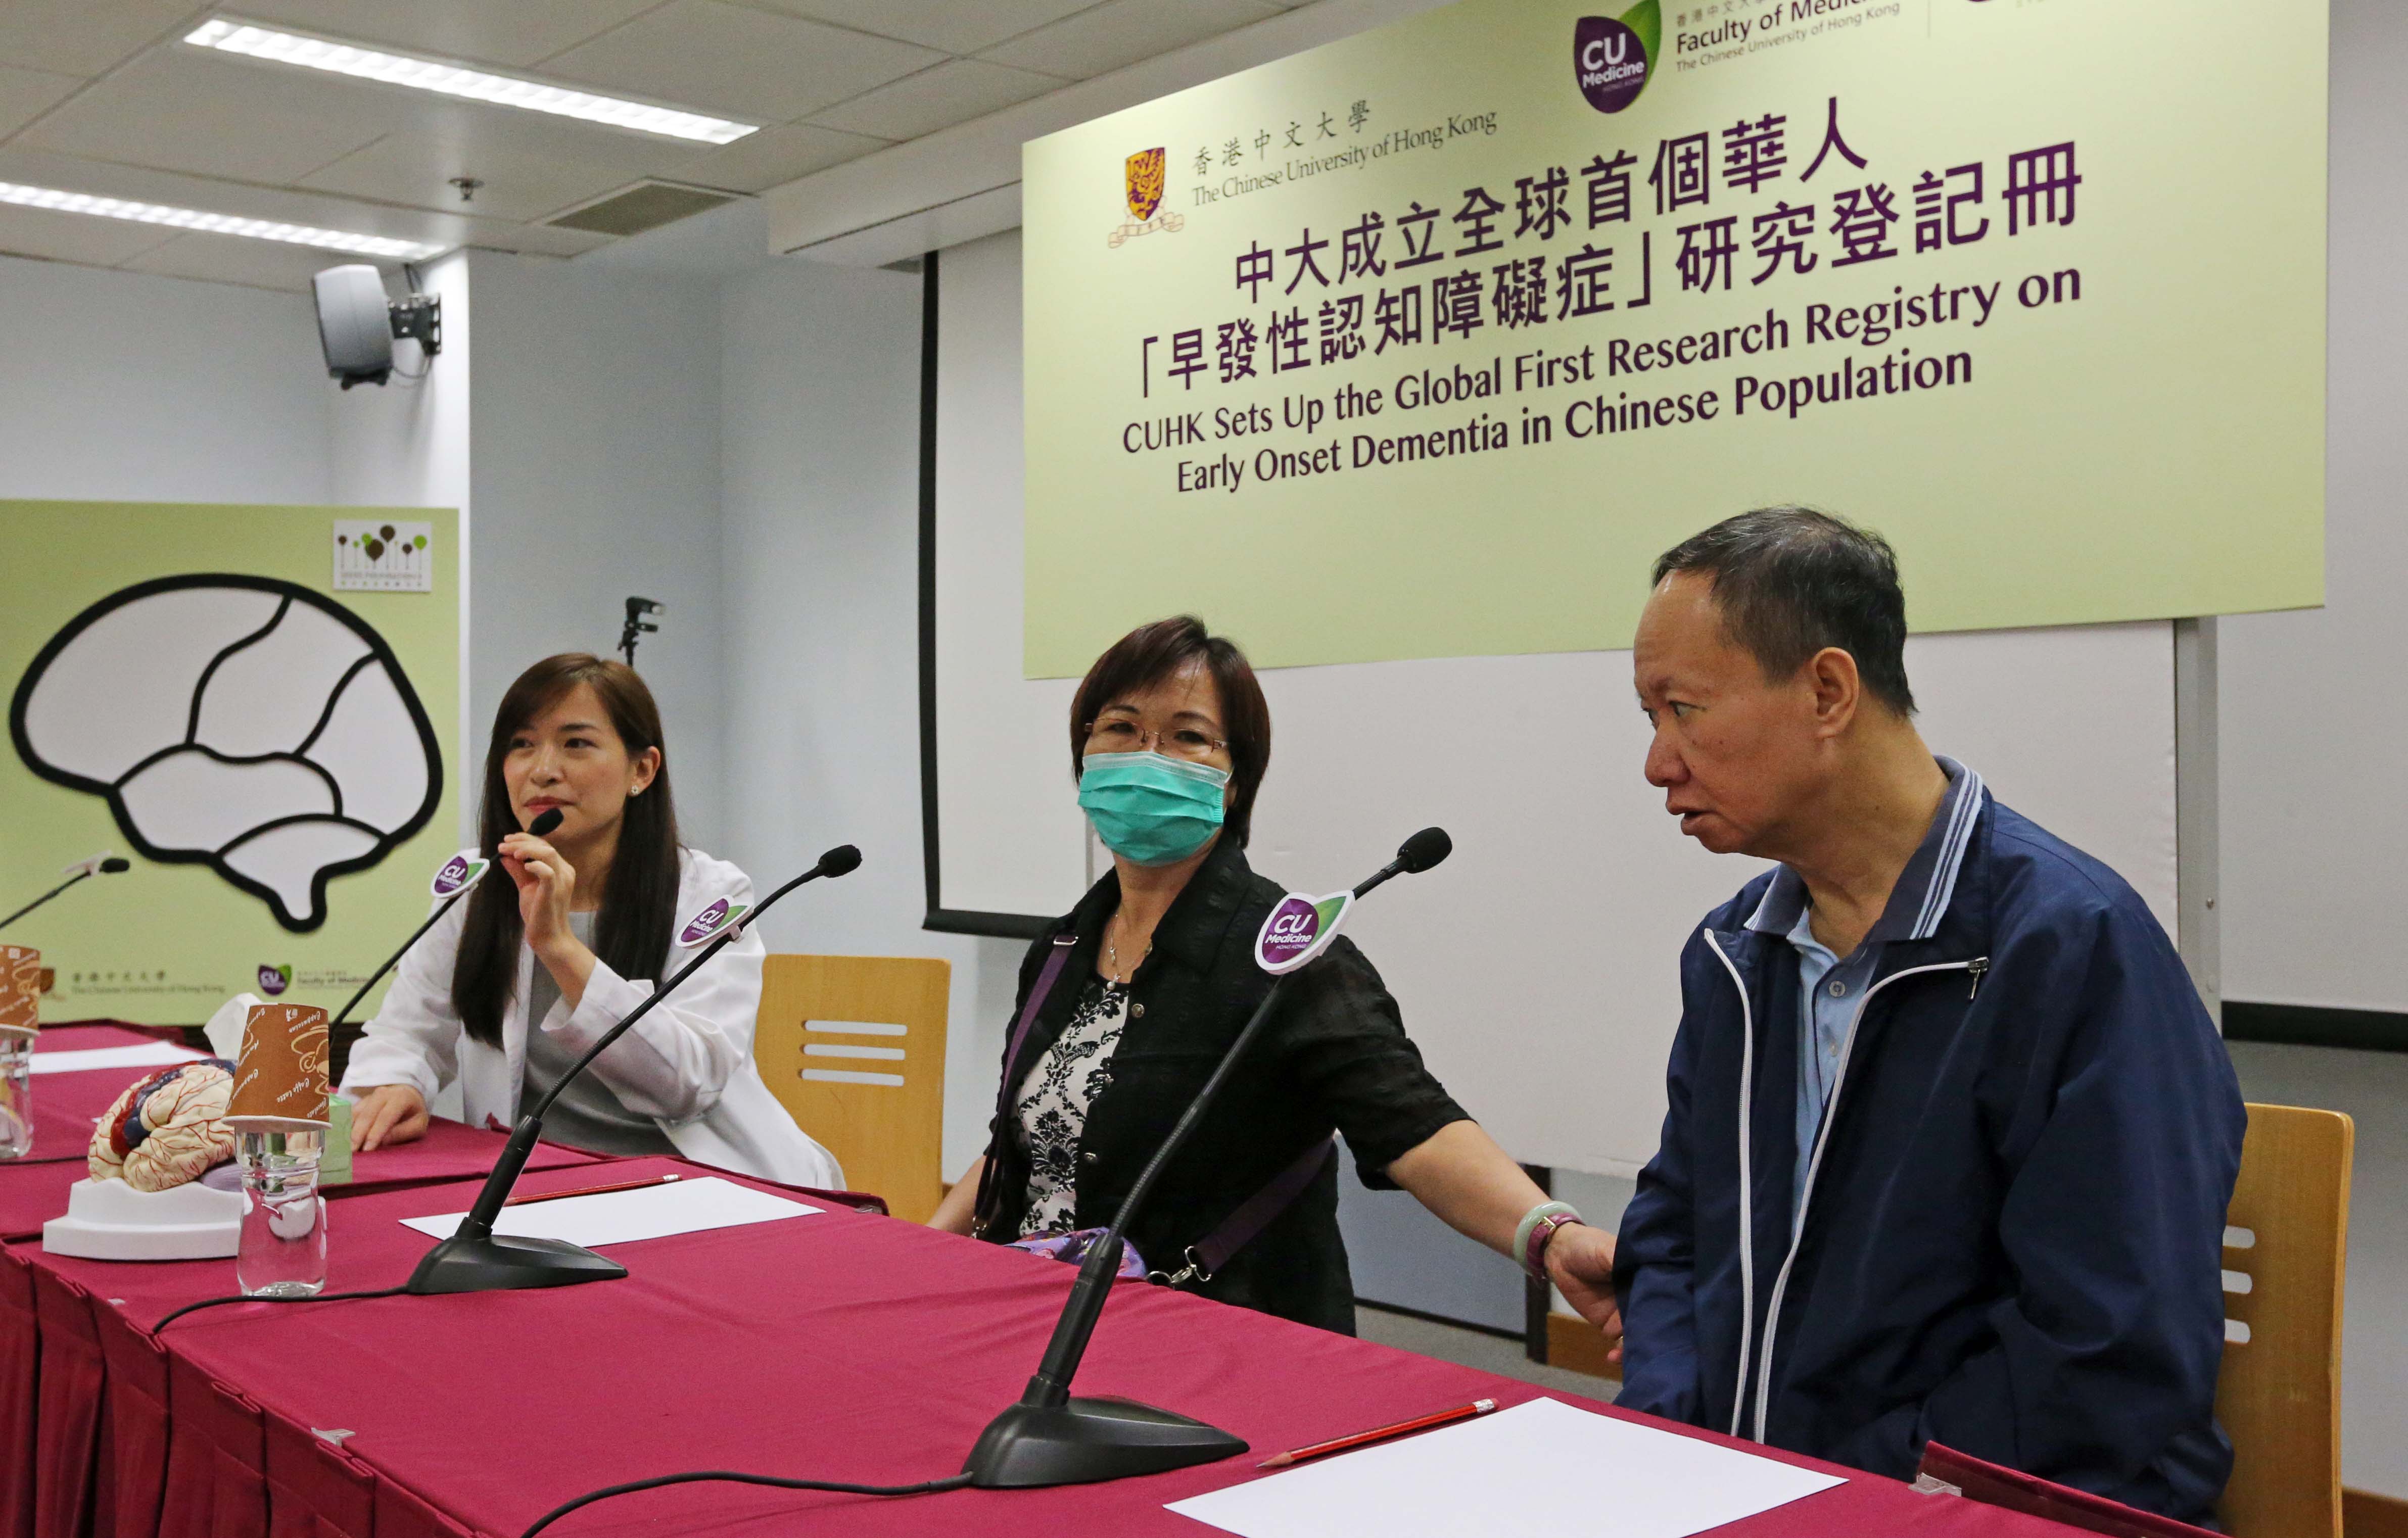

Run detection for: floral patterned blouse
[[1012, 973, 1129, 1238]]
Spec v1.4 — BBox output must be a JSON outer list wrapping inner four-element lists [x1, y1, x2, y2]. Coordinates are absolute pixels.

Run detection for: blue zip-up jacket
[[1613, 794, 2244, 1521]]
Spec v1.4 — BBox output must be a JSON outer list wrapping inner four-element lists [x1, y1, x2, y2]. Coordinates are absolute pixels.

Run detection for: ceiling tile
[[118, 228, 363, 292], [668, 120, 886, 193], [297, 132, 648, 222], [808, 60, 1061, 142], [18, 51, 399, 183], [0, 0, 197, 79], [0, 201, 181, 267], [741, 0, 1099, 55], [462, 222, 615, 258], [230, 0, 665, 70], [979, 0, 1283, 79], [0, 62, 83, 137], [542, 1, 943, 124]]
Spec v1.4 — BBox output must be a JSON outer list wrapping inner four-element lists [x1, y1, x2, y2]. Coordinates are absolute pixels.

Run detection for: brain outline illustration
[[9, 573, 444, 932]]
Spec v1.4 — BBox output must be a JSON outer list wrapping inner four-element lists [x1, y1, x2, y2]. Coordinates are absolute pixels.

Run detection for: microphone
[[965, 829, 1454, 1489], [327, 808, 564, 1036], [0, 851, 131, 932], [405, 843, 863, 1295]]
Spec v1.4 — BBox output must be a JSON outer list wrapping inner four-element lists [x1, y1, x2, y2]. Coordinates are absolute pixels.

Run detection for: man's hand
[[350, 1083, 429, 1151], [1545, 1222, 1625, 1364]]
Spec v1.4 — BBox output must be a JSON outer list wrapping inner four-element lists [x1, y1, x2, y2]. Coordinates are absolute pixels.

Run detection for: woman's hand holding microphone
[[501, 828, 598, 1010]]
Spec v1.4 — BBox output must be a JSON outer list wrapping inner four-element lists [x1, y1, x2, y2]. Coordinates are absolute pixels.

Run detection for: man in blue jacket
[[1615, 507, 2243, 1520]]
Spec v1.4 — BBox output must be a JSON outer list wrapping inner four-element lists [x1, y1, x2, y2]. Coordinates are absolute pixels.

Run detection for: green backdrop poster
[[1021, 0, 2327, 675], [2, 501, 460, 1026]]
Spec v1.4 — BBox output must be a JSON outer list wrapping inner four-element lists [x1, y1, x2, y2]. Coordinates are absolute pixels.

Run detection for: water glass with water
[[237, 1129, 327, 1296], [0, 1035, 31, 1159]]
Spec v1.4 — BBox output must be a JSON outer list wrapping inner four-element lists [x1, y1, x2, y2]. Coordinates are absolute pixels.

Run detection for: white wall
[[326, 252, 474, 808], [463, 251, 730, 851], [716, 254, 1025, 1180], [2210, 0, 2408, 1499], [0, 253, 329, 505], [2218, 0, 2406, 1018]]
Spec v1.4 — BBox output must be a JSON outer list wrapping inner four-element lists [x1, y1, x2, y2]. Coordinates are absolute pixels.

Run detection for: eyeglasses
[[1083, 717, 1229, 762]]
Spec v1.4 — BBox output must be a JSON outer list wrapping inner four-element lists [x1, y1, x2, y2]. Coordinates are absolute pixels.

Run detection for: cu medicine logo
[[1576, 0, 1661, 115], [1109, 147, 1186, 249]]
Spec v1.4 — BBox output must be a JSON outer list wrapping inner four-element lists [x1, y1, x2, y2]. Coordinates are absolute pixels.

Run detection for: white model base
[[42, 1177, 243, 1260]]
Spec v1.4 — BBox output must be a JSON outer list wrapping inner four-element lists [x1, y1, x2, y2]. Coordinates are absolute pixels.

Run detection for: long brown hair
[[1069, 616, 1271, 846], [452, 655, 682, 1048]]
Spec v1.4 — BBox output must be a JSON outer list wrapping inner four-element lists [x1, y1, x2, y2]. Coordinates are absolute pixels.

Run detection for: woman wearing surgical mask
[[930, 617, 1621, 1344]]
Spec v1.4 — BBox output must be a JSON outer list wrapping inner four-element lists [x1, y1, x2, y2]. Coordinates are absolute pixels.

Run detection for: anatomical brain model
[[88, 1060, 239, 1192]]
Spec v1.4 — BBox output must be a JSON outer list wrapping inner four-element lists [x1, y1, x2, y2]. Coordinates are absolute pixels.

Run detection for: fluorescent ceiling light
[[0, 180, 446, 261], [185, 17, 760, 146]]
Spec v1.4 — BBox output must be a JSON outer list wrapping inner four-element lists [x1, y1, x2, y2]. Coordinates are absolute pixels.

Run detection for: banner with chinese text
[[1020, 0, 2325, 676]]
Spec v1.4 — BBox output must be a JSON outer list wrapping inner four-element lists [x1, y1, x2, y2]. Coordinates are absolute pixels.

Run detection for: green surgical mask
[[1077, 750, 1230, 867]]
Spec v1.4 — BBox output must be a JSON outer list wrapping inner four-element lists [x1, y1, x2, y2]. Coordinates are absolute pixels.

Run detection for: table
[[6, 1154, 2083, 1538], [2, 1027, 610, 1538], [3, 1026, 604, 1241]]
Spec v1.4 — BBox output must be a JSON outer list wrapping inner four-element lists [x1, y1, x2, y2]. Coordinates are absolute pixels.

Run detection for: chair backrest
[[755, 955, 951, 1223], [2216, 1102, 2353, 1538]]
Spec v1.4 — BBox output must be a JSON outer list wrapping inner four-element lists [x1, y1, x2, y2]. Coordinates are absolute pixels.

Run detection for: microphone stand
[[963, 831, 1449, 1488], [405, 846, 860, 1296], [0, 859, 126, 932]]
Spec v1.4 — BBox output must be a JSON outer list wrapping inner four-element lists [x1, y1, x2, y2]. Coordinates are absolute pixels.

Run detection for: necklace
[[1105, 913, 1152, 985]]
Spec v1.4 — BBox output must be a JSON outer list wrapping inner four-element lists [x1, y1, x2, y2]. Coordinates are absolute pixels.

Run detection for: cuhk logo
[[1254, 891, 1356, 975], [678, 897, 752, 948], [431, 854, 486, 897], [1576, 1, 1659, 114], [257, 964, 292, 996], [1125, 148, 1166, 220]]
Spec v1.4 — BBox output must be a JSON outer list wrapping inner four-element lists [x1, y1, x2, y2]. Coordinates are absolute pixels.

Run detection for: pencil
[[1257, 1397, 1498, 1468], [504, 1173, 682, 1207]]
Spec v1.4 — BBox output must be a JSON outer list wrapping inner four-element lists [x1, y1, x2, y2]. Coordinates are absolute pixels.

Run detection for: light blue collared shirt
[[1746, 758, 1988, 1231]]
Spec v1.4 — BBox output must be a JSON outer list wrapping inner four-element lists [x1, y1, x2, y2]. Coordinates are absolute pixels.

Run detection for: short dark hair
[[1070, 616, 1271, 846], [1651, 507, 1916, 714]]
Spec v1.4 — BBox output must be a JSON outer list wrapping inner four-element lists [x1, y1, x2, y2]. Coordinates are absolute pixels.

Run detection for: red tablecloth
[[6, 1156, 2087, 1538]]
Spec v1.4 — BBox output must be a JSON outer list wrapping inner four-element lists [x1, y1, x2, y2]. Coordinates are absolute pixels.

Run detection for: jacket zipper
[[1725, 950, 1989, 1444], [1701, 932, 1757, 1439]]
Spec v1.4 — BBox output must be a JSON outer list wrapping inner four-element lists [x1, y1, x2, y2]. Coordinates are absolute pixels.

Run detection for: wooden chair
[[754, 955, 951, 1223], [2217, 1102, 2354, 1538]]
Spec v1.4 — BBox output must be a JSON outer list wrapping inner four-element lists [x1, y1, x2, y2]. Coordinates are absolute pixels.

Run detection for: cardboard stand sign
[[0, 945, 37, 1037], [1254, 892, 1355, 975], [225, 1002, 330, 1130]]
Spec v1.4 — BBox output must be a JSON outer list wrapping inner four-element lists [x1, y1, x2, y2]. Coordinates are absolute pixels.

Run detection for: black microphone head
[[99, 857, 131, 874], [818, 845, 862, 877], [1396, 827, 1452, 874], [527, 808, 564, 837]]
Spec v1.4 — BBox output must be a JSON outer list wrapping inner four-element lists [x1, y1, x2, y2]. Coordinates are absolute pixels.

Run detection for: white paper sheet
[[1166, 1398, 1845, 1538], [27, 1042, 210, 1076], [399, 1175, 820, 1247]]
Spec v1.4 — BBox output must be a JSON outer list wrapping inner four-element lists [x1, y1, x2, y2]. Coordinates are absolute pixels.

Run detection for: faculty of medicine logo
[[1109, 146, 1185, 248], [257, 964, 292, 997], [1576, 0, 1661, 114]]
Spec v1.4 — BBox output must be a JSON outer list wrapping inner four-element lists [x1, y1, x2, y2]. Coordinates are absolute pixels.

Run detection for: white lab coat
[[341, 846, 841, 1188]]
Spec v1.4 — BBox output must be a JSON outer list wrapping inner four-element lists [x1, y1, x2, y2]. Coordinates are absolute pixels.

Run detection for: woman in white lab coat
[[341, 653, 839, 1187]]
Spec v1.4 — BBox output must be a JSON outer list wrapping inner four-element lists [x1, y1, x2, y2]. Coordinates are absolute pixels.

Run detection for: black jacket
[[974, 838, 1467, 1333]]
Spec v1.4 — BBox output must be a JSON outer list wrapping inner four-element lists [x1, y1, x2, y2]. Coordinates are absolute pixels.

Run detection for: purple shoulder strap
[[1190, 1136, 1339, 1278], [996, 933, 1078, 1119]]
